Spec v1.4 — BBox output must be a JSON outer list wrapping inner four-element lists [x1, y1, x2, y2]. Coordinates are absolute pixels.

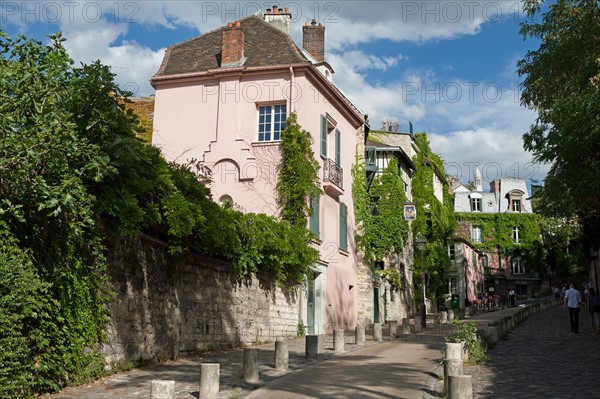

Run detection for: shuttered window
[[320, 114, 328, 158], [309, 194, 320, 239], [335, 128, 341, 165], [339, 202, 348, 251]]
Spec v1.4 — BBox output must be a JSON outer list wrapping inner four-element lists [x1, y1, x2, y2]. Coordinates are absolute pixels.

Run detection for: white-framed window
[[512, 227, 520, 243], [258, 104, 286, 141], [472, 226, 482, 243], [512, 199, 521, 212], [470, 197, 481, 212], [448, 244, 456, 261], [448, 277, 458, 295], [512, 257, 525, 274]]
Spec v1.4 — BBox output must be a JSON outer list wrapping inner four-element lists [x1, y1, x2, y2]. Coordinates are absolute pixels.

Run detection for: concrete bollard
[[402, 318, 411, 335], [388, 320, 398, 337], [333, 329, 345, 353], [151, 380, 175, 399], [445, 342, 462, 361], [413, 316, 422, 333], [243, 348, 259, 383], [355, 325, 366, 346], [441, 311, 448, 324], [373, 322, 383, 341], [448, 375, 473, 399], [305, 335, 319, 359], [443, 359, 464, 393], [199, 363, 220, 399], [274, 340, 288, 371], [447, 309, 455, 322], [486, 326, 499, 344]]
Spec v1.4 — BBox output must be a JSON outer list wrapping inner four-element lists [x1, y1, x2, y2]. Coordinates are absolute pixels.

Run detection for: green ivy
[[411, 133, 457, 308], [276, 112, 322, 228], [352, 157, 409, 266]]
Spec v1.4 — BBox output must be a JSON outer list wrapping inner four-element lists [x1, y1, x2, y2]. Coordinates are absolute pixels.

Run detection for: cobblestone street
[[465, 306, 600, 399]]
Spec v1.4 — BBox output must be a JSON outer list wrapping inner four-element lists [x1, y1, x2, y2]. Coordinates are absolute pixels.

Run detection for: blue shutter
[[320, 115, 328, 158], [335, 129, 341, 165], [309, 195, 320, 239], [339, 202, 348, 251]]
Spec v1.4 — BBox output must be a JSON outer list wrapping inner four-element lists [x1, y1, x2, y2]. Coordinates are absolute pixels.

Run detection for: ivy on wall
[[411, 133, 457, 307], [352, 156, 409, 267], [276, 112, 322, 228]]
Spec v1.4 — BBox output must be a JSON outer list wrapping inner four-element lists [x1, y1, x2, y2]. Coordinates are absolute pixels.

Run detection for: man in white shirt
[[564, 283, 582, 333]]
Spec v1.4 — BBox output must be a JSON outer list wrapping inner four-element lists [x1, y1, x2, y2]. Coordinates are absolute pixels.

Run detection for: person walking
[[564, 283, 582, 333], [586, 287, 600, 333]]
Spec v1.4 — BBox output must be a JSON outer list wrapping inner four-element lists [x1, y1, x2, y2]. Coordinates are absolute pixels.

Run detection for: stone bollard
[[333, 329, 345, 353], [199, 363, 220, 399], [441, 311, 448, 324], [447, 309, 455, 322], [305, 335, 319, 359], [373, 322, 383, 341], [274, 340, 288, 371], [486, 326, 499, 344], [388, 320, 398, 337], [413, 316, 422, 333], [355, 325, 366, 346], [402, 318, 411, 335], [434, 313, 441, 324], [445, 342, 462, 361], [444, 359, 464, 393], [151, 380, 175, 399], [243, 348, 259, 383], [448, 375, 473, 399]]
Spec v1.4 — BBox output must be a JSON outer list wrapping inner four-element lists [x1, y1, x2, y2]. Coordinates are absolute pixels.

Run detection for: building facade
[[151, 9, 366, 334], [451, 168, 542, 307]]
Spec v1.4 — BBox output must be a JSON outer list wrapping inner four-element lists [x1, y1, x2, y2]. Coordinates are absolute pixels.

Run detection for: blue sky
[[0, 1, 547, 187]]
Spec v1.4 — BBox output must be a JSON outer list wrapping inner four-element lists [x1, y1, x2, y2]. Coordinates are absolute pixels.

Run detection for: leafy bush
[[445, 320, 489, 365]]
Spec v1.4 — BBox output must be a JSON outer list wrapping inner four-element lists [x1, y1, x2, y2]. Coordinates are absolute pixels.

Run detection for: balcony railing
[[323, 158, 343, 196]]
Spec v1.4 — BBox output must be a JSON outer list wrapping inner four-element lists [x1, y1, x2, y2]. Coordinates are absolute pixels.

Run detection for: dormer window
[[507, 190, 525, 212], [469, 193, 482, 212]]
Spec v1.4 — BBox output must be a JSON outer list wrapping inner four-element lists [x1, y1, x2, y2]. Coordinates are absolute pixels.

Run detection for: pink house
[[151, 9, 367, 333]]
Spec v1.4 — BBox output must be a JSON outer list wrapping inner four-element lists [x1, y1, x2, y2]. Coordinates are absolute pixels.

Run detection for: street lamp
[[416, 237, 427, 329]]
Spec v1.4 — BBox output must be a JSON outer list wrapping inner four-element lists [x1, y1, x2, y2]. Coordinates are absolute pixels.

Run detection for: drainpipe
[[289, 66, 294, 113]]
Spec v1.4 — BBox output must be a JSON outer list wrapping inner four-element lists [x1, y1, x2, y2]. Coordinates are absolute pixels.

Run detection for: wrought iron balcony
[[323, 158, 343, 197]]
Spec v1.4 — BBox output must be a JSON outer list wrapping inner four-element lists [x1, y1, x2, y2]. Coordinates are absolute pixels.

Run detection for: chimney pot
[[285, 7, 289, 13], [266, 8, 271, 13], [278, 8, 283, 13], [273, 4, 277, 12], [235, 20, 241, 27], [227, 22, 233, 27], [311, 19, 316, 25]]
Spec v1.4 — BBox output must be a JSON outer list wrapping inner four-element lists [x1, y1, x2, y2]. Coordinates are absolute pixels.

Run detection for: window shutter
[[335, 129, 341, 165], [320, 115, 328, 158], [309, 194, 320, 239], [339, 202, 348, 251]]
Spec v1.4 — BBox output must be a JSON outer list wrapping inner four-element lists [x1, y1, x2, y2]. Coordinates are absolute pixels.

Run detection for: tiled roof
[[155, 16, 309, 77]]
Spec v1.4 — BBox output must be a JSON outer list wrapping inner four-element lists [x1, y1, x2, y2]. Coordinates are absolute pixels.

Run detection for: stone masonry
[[101, 234, 300, 366]]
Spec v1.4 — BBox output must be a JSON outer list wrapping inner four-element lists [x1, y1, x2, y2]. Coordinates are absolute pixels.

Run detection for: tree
[[518, 0, 600, 245]]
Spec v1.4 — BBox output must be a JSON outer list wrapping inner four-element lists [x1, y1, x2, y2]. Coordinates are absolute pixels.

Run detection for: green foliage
[[375, 268, 403, 290], [352, 156, 409, 266], [276, 112, 322, 228], [0, 246, 52, 398], [445, 320, 489, 365], [411, 133, 456, 307], [518, 0, 600, 236], [230, 212, 318, 286]]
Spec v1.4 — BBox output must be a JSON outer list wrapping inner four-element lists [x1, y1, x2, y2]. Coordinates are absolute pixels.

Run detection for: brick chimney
[[264, 5, 291, 34], [221, 21, 245, 67], [489, 180, 500, 193], [302, 19, 325, 62]]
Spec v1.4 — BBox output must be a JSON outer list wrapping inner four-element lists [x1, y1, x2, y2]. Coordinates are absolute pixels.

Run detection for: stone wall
[[101, 234, 299, 365]]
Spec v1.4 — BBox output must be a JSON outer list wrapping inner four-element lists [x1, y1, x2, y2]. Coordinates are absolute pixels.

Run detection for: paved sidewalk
[[464, 305, 600, 399], [43, 301, 563, 399]]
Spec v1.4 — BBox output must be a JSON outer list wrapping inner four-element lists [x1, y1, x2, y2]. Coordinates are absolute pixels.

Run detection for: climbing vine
[[352, 156, 409, 266], [411, 133, 457, 308], [276, 112, 322, 228]]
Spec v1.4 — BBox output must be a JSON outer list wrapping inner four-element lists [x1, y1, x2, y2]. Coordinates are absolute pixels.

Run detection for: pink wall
[[153, 66, 362, 330]]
